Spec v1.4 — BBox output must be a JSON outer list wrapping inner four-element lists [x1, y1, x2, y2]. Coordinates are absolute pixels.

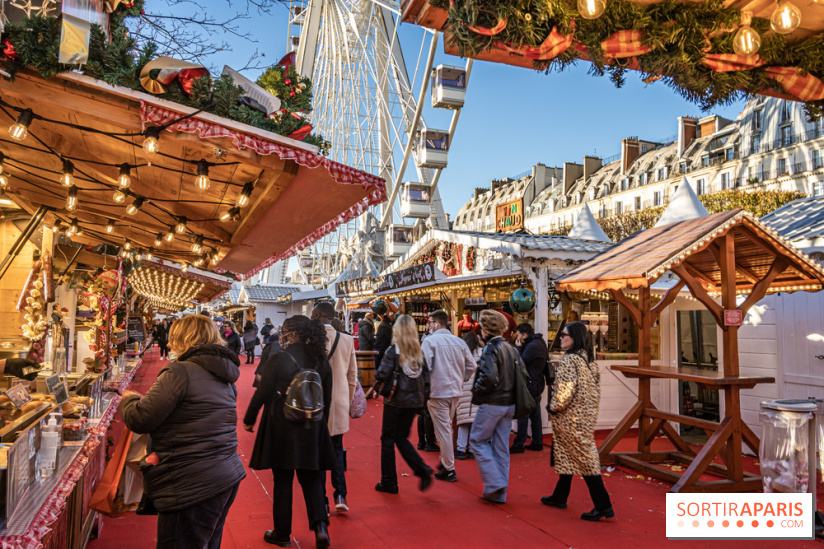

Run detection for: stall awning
[[347, 296, 374, 310], [375, 269, 520, 297], [0, 70, 386, 281]]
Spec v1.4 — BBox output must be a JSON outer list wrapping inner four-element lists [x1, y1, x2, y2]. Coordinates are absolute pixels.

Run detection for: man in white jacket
[[421, 309, 477, 482], [312, 303, 358, 512]]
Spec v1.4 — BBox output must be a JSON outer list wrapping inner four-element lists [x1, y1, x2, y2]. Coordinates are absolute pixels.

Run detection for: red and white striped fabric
[[600, 30, 652, 59], [494, 26, 573, 60], [700, 53, 765, 72], [764, 67, 824, 102]]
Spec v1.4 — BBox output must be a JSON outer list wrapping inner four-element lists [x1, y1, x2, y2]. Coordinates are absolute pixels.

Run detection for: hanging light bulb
[[66, 185, 78, 211], [113, 189, 126, 203], [120, 248, 129, 259], [771, 1, 801, 34], [126, 197, 145, 215], [124, 240, 132, 251], [9, 109, 34, 141], [191, 236, 203, 253], [164, 226, 175, 242], [219, 206, 240, 222], [68, 218, 79, 236], [143, 127, 161, 154], [0, 152, 5, 175], [578, 0, 605, 19], [733, 12, 761, 55], [210, 252, 219, 265], [0, 172, 9, 188], [117, 164, 132, 188], [181, 263, 189, 273], [194, 256, 204, 266], [106, 220, 115, 233], [194, 160, 210, 191], [60, 160, 75, 187], [146, 249, 154, 261], [175, 217, 187, 234], [155, 233, 164, 247], [236, 182, 254, 208]]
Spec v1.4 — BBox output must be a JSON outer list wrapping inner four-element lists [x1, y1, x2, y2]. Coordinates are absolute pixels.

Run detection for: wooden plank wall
[[0, 220, 38, 339]]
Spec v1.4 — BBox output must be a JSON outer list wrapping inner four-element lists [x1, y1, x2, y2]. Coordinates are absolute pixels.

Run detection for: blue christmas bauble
[[372, 299, 388, 316], [509, 286, 535, 314]]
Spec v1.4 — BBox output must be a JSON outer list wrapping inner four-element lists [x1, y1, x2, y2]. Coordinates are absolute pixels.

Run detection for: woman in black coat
[[156, 319, 169, 360], [243, 315, 334, 548], [120, 315, 246, 549], [374, 314, 433, 494], [224, 320, 242, 356]]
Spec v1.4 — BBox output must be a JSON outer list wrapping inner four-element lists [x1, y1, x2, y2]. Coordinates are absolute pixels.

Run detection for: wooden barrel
[[356, 350, 379, 389]]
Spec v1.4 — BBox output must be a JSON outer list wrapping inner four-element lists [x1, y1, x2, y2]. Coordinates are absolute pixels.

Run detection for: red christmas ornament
[[140, 9, 145, 14], [288, 124, 313, 141], [290, 90, 295, 97], [3, 41, 17, 60], [177, 67, 209, 95], [277, 52, 296, 69], [285, 79, 291, 86]]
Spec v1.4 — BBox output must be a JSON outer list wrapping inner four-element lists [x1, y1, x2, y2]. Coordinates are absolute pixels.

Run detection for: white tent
[[568, 202, 612, 242], [654, 176, 709, 228]]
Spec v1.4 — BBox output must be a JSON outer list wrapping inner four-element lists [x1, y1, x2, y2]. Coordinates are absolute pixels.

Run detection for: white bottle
[[37, 417, 60, 480]]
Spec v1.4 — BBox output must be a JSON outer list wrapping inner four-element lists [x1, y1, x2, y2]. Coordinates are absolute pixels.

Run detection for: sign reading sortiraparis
[[666, 493, 814, 540], [378, 262, 435, 293]]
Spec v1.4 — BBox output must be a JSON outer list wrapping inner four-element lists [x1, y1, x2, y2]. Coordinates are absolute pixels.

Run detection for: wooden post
[[638, 286, 652, 455]]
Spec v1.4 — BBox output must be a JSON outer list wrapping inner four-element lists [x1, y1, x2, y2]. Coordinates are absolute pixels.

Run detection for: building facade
[[452, 97, 824, 235]]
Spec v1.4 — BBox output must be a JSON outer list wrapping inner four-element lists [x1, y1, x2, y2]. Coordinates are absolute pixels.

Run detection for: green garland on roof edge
[[0, 3, 330, 154], [541, 189, 805, 241], [431, 0, 824, 119]]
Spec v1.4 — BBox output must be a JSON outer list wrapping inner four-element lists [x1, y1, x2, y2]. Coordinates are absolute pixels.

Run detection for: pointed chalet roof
[[654, 176, 709, 228], [568, 203, 612, 242]]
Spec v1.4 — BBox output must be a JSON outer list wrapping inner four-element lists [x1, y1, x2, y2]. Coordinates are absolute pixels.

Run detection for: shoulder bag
[[372, 347, 399, 400], [510, 344, 537, 420]]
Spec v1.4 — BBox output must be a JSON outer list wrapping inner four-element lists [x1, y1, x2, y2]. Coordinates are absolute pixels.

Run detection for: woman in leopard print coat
[[542, 321, 614, 521]]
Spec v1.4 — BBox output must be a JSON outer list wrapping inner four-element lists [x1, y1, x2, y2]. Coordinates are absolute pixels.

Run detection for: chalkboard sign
[[127, 316, 145, 341]]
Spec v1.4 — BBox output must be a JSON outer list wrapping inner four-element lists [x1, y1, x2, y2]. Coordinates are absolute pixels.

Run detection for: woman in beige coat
[[455, 331, 481, 460], [542, 321, 614, 521]]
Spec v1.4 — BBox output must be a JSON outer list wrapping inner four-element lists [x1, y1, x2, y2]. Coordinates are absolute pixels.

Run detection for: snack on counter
[[63, 418, 87, 442]]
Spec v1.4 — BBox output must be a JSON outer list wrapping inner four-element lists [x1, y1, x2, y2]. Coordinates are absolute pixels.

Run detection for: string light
[[236, 182, 253, 207], [220, 206, 240, 222], [154, 233, 164, 247], [175, 217, 187, 234], [117, 164, 132, 188], [124, 240, 132, 251], [9, 109, 33, 141], [143, 127, 160, 154], [106, 220, 115, 233], [771, 1, 801, 34], [181, 263, 189, 273], [67, 218, 79, 236], [0, 170, 9, 187], [60, 160, 75, 187], [192, 236, 203, 253], [113, 189, 126, 203], [733, 11, 761, 56], [164, 226, 175, 242], [194, 160, 210, 191], [66, 185, 78, 211], [126, 197, 145, 215], [146, 249, 154, 261], [194, 256, 204, 266], [120, 248, 129, 258], [578, 0, 605, 19]]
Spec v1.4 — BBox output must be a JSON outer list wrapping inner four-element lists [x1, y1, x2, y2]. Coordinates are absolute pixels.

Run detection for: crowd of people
[[119, 305, 613, 548]]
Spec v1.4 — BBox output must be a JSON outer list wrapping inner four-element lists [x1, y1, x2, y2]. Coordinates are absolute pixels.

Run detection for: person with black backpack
[[243, 315, 334, 548]]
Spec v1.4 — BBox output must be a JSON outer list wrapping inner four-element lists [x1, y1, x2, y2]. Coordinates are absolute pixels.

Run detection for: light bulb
[[194, 256, 204, 266], [118, 164, 131, 188], [68, 219, 79, 236], [175, 218, 187, 234], [0, 152, 5, 174], [181, 263, 189, 273], [194, 160, 210, 191], [155, 234, 163, 247], [733, 25, 761, 56], [9, 109, 33, 141], [106, 220, 115, 233], [220, 206, 240, 222], [143, 127, 160, 154], [146, 249, 154, 261], [0, 173, 9, 187], [192, 236, 203, 253], [60, 160, 75, 187], [165, 227, 175, 242], [126, 197, 145, 215], [113, 189, 126, 203], [124, 240, 132, 251], [771, 1, 801, 34], [578, 0, 605, 19], [236, 182, 253, 208], [66, 185, 78, 211]]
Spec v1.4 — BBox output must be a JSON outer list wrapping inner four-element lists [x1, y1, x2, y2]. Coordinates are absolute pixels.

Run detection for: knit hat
[[479, 310, 506, 337]]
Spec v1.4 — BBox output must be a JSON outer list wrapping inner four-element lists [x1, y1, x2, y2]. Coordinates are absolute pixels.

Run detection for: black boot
[[314, 522, 330, 549]]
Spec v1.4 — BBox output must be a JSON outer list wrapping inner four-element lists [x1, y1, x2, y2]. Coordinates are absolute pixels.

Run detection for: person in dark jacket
[[469, 310, 518, 504], [156, 319, 169, 360], [373, 313, 393, 369], [374, 314, 433, 494], [243, 315, 334, 549], [260, 318, 274, 344], [242, 320, 259, 364], [510, 323, 549, 453], [224, 320, 241, 356], [120, 314, 246, 549], [254, 333, 283, 387], [358, 313, 375, 351]]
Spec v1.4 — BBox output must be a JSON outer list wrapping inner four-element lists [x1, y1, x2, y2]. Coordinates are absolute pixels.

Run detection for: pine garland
[[433, 0, 824, 118], [0, 2, 331, 153]]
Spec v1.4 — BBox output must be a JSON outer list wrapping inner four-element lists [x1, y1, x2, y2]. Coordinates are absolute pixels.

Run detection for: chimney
[[562, 162, 583, 195], [621, 138, 641, 174], [583, 156, 602, 181], [528, 163, 551, 201], [678, 116, 698, 157], [474, 187, 486, 199]]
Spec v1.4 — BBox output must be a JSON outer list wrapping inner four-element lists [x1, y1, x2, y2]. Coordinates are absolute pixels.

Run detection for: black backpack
[[282, 354, 324, 427]]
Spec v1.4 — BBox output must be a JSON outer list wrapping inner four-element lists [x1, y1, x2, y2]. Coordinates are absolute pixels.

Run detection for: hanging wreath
[[441, 242, 453, 263], [466, 246, 476, 271]]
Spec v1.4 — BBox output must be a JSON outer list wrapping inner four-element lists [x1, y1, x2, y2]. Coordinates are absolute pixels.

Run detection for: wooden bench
[[599, 364, 775, 493]]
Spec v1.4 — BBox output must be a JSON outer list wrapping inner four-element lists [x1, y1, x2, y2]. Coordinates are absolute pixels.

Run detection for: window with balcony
[[721, 172, 731, 190], [781, 126, 792, 146], [653, 191, 663, 206], [725, 148, 734, 161], [778, 158, 787, 175], [750, 135, 761, 154], [752, 109, 762, 131], [635, 196, 642, 210], [702, 156, 709, 167], [697, 179, 706, 195], [615, 201, 623, 214], [812, 150, 822, 170]]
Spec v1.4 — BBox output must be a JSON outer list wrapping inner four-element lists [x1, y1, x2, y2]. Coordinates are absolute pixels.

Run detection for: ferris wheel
[[286, 0, 471, 286]]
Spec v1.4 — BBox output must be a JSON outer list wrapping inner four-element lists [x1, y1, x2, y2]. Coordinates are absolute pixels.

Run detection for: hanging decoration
[[509, 283, 536, 314], [371, 298, 389, 316], [17, 251, 53, 361], [139, 56, 210, 95], [431, 0, 824, 118], [466, 246, 477, 271]]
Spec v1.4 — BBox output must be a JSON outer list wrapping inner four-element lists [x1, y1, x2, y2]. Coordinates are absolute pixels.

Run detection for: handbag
[[255, 337, 261, 346], [349, 379, 366, 418], [90, 429, 142, 517], [511, 346, 537, 420], [372, 349, 399, 400]]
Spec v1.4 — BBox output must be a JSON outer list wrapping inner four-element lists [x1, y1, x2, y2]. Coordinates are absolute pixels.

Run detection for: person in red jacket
[[457, 311, 479, 336]]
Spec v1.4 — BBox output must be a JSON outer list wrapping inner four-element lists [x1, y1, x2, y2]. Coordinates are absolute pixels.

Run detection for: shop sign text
[[496, 199, 524, 232], [378, 262, 435, 293]]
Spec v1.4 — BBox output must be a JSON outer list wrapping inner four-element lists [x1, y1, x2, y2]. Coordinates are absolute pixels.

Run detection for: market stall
[[555, 208, 824, 492]]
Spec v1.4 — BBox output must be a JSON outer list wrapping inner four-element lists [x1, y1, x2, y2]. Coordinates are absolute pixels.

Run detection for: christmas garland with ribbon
[[466, 245, 476, 271], [432, 0, 824, 118]]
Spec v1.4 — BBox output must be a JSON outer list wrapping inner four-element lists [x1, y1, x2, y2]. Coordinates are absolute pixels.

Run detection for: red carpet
[[88, 348, 822, 548]]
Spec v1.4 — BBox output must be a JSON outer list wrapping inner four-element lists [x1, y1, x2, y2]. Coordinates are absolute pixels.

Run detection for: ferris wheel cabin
[[417, 129, 449, 169], [386, 225, 414, 257], [400, 182, 432, 218], [431, 65, 467, 109]]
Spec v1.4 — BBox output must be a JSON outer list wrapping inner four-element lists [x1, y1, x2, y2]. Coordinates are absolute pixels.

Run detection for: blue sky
[[190, 1, 746, 217]]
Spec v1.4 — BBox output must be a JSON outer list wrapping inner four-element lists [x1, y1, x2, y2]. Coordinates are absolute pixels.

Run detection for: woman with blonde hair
[[120, 314, 246, 548], [374, 314, 433, 494]]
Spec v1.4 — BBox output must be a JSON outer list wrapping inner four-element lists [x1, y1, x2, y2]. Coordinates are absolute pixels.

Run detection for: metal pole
[[0, 205, 51, 281], [380, 30, 439, 230]]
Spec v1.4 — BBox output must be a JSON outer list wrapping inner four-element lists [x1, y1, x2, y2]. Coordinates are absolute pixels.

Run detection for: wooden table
[[599, 364, 775, 493]]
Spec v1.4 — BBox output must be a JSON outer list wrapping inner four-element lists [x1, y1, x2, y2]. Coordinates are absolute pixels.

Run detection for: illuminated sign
[[495, 199, 523, 232]]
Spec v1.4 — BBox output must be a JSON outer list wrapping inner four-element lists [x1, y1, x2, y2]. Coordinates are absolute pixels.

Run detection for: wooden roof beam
[[707, 241, 760, 284], [672, 264, 724, 327], [609, 288, 642, 326], [681, 261, 718, 292], [738, 257, 789, 315], [651, 279, 686, 323]]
